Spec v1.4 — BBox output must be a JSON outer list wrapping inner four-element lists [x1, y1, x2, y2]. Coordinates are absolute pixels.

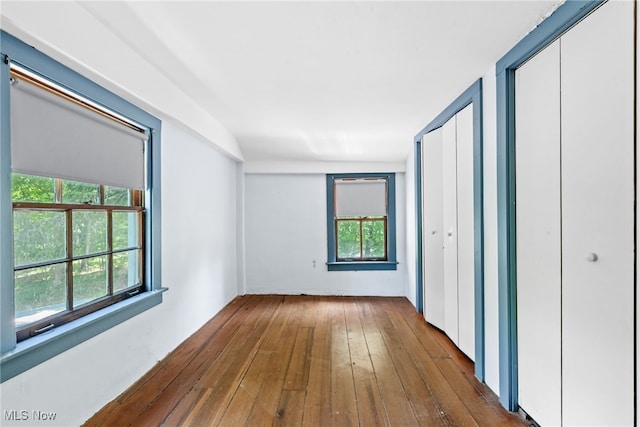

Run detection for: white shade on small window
[[10, 76, 146, 190], [335, 178, 387, 217]]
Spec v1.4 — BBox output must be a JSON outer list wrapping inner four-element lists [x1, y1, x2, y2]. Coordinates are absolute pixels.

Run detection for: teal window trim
[[413, 78, 484, 381], [494, 0, 604, 411], [0, 289, 167, 382], [326, 173, 397, 271], [0, 31, 166, 382]]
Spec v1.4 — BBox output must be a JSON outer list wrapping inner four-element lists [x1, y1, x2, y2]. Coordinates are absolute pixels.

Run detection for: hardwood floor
[[83, 295, 528, 426]]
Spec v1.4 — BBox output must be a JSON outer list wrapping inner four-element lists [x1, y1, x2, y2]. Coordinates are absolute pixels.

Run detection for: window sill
[[0, 288, 167, 383], [326, 261, 398, 271]]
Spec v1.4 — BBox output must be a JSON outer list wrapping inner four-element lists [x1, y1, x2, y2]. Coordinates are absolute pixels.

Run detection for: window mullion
[[359, 218, 363, 259], [138, 211, 144, 286], [65, 209, 73, 311], [107, 210, 113, 296], [384, 217, 388, 259], [55, 179, 62, 204], [334, 218, 339, 259]]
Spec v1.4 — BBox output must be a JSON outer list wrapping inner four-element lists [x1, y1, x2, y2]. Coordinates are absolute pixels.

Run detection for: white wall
[[405, 149, 417, 306], [0, 120, 241, 426], [0, 1, 243, 161], [244, 160, 406, 175], [160, 120, 241, 330], [244, 173, 407, 296]]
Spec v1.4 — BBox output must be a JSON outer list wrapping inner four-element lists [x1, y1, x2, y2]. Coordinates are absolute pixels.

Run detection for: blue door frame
[[494, 0, 605, 410], [414, 79, 484, 381]]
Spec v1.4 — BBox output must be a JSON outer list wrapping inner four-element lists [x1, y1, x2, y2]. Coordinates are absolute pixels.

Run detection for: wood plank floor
[[83, 295, 529, 427]]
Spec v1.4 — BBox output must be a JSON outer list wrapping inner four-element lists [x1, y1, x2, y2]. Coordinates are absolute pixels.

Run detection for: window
[[1, 30, 164, 382], [12, 174, 144, 341], [326, 173, 397, 271]]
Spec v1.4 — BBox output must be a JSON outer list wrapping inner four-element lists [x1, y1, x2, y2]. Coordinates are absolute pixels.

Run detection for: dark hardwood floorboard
[[83, 295, 529, 427]]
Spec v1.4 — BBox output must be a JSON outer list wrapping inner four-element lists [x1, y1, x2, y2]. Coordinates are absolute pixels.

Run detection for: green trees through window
[[12, 173, 143, 340], [331, 175, 389, 262], [336, 218, 386, 260]]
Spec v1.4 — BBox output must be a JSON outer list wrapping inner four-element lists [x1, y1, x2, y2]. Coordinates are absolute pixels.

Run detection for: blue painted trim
[[327, 262, 398, 271], [472, 82, 485, 382], [414, 80, 481, 137], [414, 79, 485, 381], [0, 31, 164, 381], [147, 126, 162, 291], [496, 0, 605, 74], [0, 39, 16, 354], [494, 0, 603, 411], [326, 174, 337, 266], [387, 173, 397, 264], [0, 288, 168, 382], [414, 141, 424, 313], [0, 32, 158, 126], [326, 172, 397, 272]]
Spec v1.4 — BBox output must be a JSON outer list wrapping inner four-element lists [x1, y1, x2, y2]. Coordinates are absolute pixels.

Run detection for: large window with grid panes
[[1, 30, 164, 383], [9, 64, 147, 342], [12, 175, 144, 341]]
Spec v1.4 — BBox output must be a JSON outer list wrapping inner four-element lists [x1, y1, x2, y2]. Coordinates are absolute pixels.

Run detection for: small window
[[326, 173, 397, 271]]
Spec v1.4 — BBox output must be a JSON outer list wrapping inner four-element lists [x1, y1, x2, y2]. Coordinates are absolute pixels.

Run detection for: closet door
[[422, 129, 445, 330], [515, 39, 562, 427], [455, 104, 475, 360], [560, 1, 634, 424], [422, 106, 476, 361], [442, 117, 459, 344]]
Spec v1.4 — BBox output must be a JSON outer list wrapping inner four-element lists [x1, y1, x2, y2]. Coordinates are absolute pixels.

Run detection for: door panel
[[560, 2, 634, 425], [422, 129, 445, 330], [515, 39, 562, 427], [455, 104, 475, 360], [442, 117, 459, 344]]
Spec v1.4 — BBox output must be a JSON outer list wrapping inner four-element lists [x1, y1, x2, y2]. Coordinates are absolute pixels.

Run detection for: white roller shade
[[335, 178, 387, 217], [10, 76, 146, 190]]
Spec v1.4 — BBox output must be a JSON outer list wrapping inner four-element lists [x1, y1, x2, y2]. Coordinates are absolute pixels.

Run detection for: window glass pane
[[113, 250, 140, 292], [15, 263, 67, 328], [362, 219, 386, 259], [13, 210, 66, 267], [113, 211, 138, 250], [72, 211, 107, 256], [337, 220, 361, 259], [63, 180, 99, 205], [73, 255, 108, 307], [105, 186, 130, 206], [11, 173, 55, 203], [335, 179, 387, 217]]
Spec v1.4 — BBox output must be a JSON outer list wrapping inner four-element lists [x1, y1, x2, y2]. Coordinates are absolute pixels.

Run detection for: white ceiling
[[5, 1, 561, 163]]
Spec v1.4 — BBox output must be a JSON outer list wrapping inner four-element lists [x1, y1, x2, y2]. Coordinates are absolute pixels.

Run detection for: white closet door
[[561, 1, 634, 425], [515, 39, 562, 427], [455, 104, 475, 360], [422, 129, 445, 330], [442, 116, 459, 344]]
